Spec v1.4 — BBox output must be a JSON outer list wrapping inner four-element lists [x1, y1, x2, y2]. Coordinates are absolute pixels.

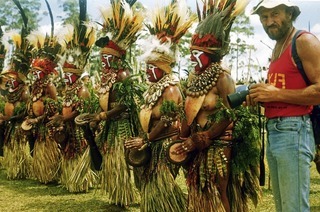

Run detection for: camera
[[227, 84, 250, 109]]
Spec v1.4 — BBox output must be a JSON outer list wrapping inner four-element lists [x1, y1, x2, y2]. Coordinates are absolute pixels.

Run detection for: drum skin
[[53, 130, 67, 144], [21, 120, 32, 131], [167, 140, 190, 165], [125, 147, 151, 167]]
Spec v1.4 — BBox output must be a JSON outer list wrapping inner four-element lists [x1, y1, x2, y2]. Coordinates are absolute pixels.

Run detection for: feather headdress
[[145, 0, 196, 44], [141, 0, 196, 74], [140, 38, 175, 74], [58, 0, 96, 75], [27, 31, 63, 75], [1, 0, 32, 82], [27, 0, 63, 75], [191, 0, 250, 59], [98, 0, 143, 58]]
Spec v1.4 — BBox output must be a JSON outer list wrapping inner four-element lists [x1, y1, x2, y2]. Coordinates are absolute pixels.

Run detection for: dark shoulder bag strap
[[291, 30, 311, 85], [293, 30, 320, 146]]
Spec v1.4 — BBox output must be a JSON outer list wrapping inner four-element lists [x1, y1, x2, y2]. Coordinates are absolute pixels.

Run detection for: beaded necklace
[[186, 63, 224, 97]]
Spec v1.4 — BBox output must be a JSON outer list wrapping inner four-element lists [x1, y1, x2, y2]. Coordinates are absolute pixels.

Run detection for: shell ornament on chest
[[64, 79, 83, 107], [98, 72, 117, 95], [186, 63, 223, 97], [31, 78, 49, 102], [143, 74, 178, 109]]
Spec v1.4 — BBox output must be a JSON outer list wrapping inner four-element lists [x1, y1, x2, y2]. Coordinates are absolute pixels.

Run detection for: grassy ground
[[0, 157, 319, 212]]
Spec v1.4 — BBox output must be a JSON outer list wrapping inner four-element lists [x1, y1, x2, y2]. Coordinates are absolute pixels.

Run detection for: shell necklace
[[143, 74, 178, 109], [186, 63, 223, 97]]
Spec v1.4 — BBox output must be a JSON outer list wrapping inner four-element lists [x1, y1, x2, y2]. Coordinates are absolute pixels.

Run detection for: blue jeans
[[266, 115, 315, 212]]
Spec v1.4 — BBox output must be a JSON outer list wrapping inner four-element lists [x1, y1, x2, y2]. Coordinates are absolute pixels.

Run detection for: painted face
[[191, 50, 211, 73], [146, 64, 164, 82], [6, 78, 19, 91], [32, 69, 45, 80], [64, 72, 79, 85], [101, 53, 116, 71]]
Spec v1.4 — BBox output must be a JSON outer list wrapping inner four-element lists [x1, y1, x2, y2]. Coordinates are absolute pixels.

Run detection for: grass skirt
[[60, 147, 99, 193], [32, 135, 61, 184], [99, 119, 139, 206], [187, 181, 225, 212], [140, 164, 186, 212], [2, 125, 33, 180], [139, 139, 186, 212], [186, 147, 227, 212], [186, 144, 261, 212]]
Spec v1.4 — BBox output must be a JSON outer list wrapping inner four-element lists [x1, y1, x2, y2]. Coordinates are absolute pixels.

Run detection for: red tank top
[[264, 41, 312, 118]]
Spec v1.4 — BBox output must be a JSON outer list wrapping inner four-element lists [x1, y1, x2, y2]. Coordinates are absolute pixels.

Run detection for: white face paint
[[102, 54, 113, 68], [33, 70, 43, 80], [64, 72, 74, 84], [191, 50, 204, 68], [6, 78, 16, 90], [147, 64, 158, 80]]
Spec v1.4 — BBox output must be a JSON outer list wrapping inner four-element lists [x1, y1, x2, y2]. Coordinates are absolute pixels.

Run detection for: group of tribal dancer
[[0, 0, 264, 211]]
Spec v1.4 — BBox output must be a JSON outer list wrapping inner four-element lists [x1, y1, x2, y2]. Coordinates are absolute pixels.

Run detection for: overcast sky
[[44, 0, 320, 56], [40, 0, 320, 81]]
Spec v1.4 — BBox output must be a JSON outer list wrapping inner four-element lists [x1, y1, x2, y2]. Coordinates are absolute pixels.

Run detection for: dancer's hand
[[48, 114, 63, 127], [124, 137, 145, 150], [26, 118, 39, 124], [173, 137, 196, 154]]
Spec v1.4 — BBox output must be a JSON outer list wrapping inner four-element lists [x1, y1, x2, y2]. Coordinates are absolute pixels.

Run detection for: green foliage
[[113, 74, 147, 110], [178, 78, 187, 99], [0, 98, 4, 114], [13, 101, 27, 116], [231, 106, 261, 174], [44, 96, 63, 115], [0, 0, 41, 31], [82, 83, 100, 114], [58, 0, 80, 25], [208, 99, 261, 175], [160, 100, 181, 118], [208, 99, 236, 122]]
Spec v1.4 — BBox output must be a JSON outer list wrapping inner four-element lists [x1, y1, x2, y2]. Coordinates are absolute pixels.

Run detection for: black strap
[[258, 106, 265, 186], [291, 30, 311, 85]]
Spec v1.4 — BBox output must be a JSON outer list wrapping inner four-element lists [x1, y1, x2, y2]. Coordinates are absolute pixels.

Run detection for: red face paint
[[146, 64, 164, 82], [191, 50, 211, 74], [64, 72, 79, 85]]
